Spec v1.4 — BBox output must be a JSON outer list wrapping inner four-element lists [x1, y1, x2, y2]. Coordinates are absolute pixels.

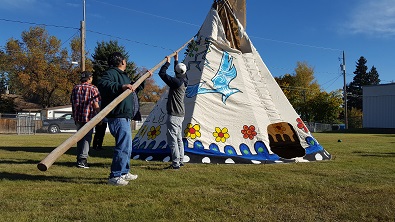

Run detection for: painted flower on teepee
[[273, 123, 286, 134], [296, 118, 309, 133], [213, 127, 230, 143], [184, 123, 201, 139], [241, 125, 257, 140], [147, 126, 161, 140]]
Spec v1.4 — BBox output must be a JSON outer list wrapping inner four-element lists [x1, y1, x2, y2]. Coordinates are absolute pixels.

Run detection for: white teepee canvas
[[132, 0, 331, 164]]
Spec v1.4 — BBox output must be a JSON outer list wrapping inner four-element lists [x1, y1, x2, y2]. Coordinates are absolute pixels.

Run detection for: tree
[[131, 67, 165, 103], [0, 95, 15, 113], [348, 107, 363, 129], [91, 40, 137, 85], [275, 61, 343, 123], [368, 66, 380, 85], [274, 73, 293, 98], [91, 41, 165, 102], [347, 56, 380, 111], [309, 90, 343, 123], [5, 26, 78, 108], [0, 50, 9, 94], [275, 62, 320, 121]]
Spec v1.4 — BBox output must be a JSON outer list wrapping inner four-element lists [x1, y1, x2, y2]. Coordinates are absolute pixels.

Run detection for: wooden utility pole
[[80, 0, 86, 71], [341, 51, 348, 129]]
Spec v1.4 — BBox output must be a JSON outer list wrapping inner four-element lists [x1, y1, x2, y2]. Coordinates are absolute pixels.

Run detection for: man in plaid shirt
[[71, 71, 101, 168]]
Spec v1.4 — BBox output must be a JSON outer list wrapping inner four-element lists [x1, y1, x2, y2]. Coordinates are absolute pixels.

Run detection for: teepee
[[132, 0, 331, 164]]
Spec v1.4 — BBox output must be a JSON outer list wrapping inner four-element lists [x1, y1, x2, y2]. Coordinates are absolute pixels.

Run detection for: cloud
[[66, 3, 80, 8], [345, 0, 395, 37], [0, 0, 38, 10]]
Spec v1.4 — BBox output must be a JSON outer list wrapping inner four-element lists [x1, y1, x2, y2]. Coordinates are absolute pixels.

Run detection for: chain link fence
[[0, 113, 42, 134]]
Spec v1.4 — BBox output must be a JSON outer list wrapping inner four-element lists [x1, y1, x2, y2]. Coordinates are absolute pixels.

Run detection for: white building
[[41, 105, 72, 119], [363, 83, 395, 128]]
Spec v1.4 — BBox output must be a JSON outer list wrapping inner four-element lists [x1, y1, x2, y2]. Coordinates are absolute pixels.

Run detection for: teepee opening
[[267, 122, 305, 159]]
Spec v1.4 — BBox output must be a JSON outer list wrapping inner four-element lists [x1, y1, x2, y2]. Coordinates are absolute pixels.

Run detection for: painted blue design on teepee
[[156, 140, 167, 150], [186, 51, 240, 104], [147, 141, 156, 150], [224, 145, 237, 156], [192, 141, 204, 150], [132, 137, 140, 149], [304, 136, 324, 154], [209, 143, 220, 152], [254, 141, 280, 161], [240, 144, 252, 156], [138, 141, 146, 150]]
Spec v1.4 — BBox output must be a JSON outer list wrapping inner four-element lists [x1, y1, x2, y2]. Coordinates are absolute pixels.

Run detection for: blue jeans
[[108, 118, 132, 178], [76, 122, 93, 160], [166, 115, 184, 167]]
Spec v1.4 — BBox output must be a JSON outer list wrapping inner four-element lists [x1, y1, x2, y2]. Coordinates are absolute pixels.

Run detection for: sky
[[0, 0, 394, 92]]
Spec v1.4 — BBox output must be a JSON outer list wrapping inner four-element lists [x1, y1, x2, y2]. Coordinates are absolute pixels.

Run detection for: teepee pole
[[37, 37, 194, 171]]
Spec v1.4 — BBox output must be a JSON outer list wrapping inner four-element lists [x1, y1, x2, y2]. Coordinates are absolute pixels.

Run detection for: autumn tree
[[0, 50, 9, 94], [347, 56, 380, 111], [275, 61, 343, 123], [274, 73, 293, 98], [5, 26, 78, 108], [134, 67, 165, 103], [275, 62, 320, 121]]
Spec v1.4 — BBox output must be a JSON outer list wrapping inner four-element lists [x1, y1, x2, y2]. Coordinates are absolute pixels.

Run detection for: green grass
[[0, 132, 394, 221]]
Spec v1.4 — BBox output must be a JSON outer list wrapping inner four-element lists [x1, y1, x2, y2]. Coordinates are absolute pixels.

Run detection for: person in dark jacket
[[98, 52, 151, 186], [159, 52, 188, 170], [92, 78, 144, 151], [92, 104, 107, 151]]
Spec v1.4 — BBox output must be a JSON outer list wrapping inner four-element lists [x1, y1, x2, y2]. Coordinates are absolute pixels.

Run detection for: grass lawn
[[0, 132, 394, 221]]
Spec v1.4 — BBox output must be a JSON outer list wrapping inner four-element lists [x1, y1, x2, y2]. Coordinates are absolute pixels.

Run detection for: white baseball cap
[[175, 63, 187, 75]]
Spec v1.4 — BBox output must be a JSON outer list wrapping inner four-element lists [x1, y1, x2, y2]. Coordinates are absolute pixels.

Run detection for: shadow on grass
[[0, 159, 111, 169], [0, 171, 104, 184], [353, 151, 395, 157], [0, 146, 115, 159]]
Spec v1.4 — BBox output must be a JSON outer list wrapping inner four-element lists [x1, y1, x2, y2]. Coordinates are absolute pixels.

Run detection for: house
[[363, 83, 395, 128], [41, 105, 72, 119]]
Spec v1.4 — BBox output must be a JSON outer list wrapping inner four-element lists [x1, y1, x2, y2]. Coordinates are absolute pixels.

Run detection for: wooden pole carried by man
[[37, 38, 193, 171]]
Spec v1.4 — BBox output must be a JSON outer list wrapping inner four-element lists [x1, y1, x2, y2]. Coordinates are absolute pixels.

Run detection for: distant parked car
[[42, 113, 76, 133]]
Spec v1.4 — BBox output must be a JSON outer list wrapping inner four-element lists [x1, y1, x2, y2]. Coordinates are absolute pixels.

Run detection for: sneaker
[[76, 159, 89, 169], [108, 177, 129, 186], [164, 165, 180, 170], [122, 172, 138, 181]]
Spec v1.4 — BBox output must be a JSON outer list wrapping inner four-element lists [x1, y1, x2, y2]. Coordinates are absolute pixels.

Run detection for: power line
[[91, 0, 200, 27], [0, 18, 78, 30], [60, 31, 80, 48], [86, 29, 174, 52], [249, 35, 342, 52], [322, 74, 343, 91]]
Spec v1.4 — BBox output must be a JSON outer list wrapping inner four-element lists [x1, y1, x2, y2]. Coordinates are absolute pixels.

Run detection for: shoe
[[122, 172, 138, 181], [77, 159, 89, 168], [108, 177, 129, 186], [164, 165, 180, 170]]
